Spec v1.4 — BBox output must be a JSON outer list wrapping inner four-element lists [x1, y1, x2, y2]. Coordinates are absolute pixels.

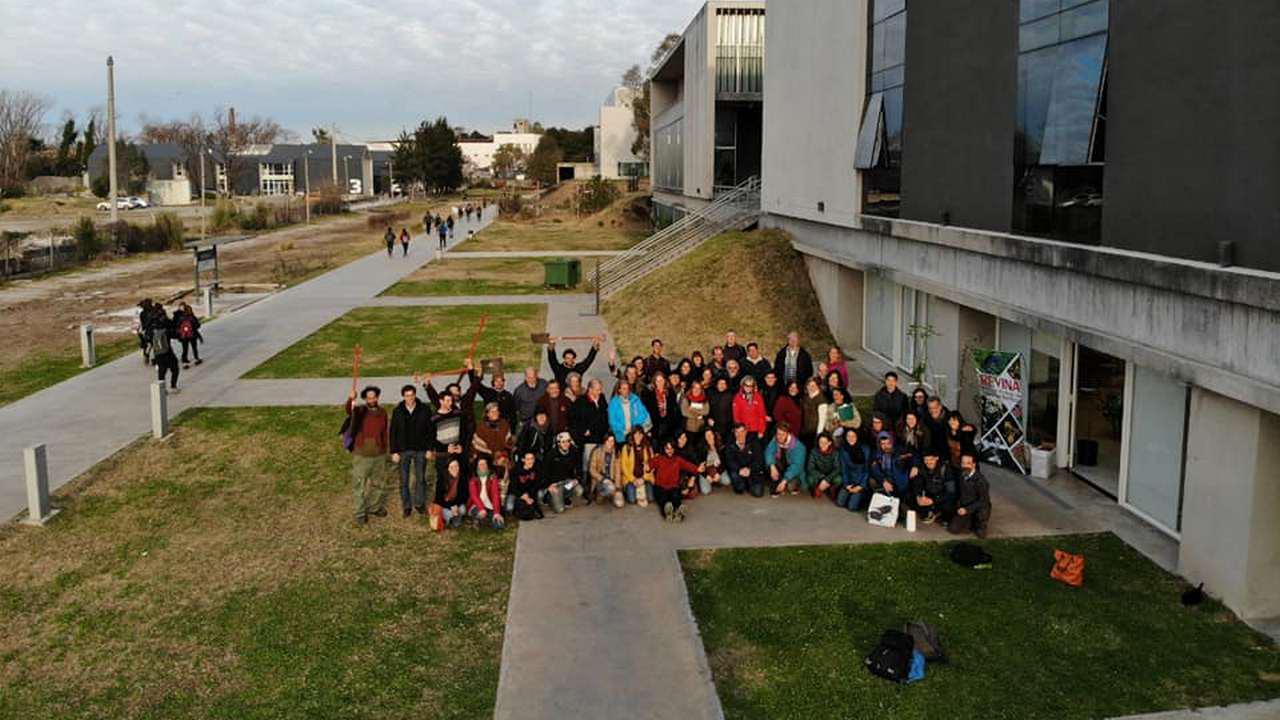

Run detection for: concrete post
[[151, 381, 169, 439], [202, 286, 214, 318], [79, 323, 96, 368], [21, 444, 59, 526]]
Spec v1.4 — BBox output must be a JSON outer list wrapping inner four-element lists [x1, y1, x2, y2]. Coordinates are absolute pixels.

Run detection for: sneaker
[[402, 507, 413, 519], [168, 387, 181, 395], [674, 506, 686, 523], [355, 516, 368, 526], [195, 359, 203, 366], [789, 488, 799, 496], [923, 512, 937, 525], [182, 363, 191, 370], [372, 508, 388, 518], [663, 501, 674, 520]]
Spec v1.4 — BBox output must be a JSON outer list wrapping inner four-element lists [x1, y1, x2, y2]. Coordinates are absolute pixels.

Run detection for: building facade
[[761, 0, 1280, 621], [459, 131, 543, 176], [650, 1, 765, 226], [594, 86, 646, 179]]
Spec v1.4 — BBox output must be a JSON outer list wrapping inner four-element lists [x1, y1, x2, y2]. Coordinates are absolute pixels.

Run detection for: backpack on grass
[[865, 629, 915, 684], [948, 542, 992, 569], [904, 620, 947, 663]]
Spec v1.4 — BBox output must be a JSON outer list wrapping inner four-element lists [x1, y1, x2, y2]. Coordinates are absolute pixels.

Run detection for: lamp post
[[304, 150, 311, 224], [105, 56, 118, 247], [199, 147, 208, 242], [342, 155, 350, 194]]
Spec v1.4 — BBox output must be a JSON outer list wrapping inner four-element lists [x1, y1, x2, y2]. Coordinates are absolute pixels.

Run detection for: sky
[[0, 0, 700, 142]]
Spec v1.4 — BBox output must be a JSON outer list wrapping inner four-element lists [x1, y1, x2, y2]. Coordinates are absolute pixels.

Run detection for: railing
[[596, 176, 760, 300]]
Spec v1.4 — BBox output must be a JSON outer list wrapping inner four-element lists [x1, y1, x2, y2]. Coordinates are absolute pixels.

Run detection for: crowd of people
[[132, 298, 205, 393], [382, 201, 490, 258], [341, 329, 992, 537]]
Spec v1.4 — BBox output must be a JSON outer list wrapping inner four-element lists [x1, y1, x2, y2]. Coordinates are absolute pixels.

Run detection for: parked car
[[125, 196, 150, 209], [96, 198, 132, 211]]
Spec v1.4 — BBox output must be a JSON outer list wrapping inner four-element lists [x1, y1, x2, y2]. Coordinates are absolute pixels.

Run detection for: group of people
[[341, 329, 992, 537], [382, 201, 491, 258], [133, 298, 205, 393]]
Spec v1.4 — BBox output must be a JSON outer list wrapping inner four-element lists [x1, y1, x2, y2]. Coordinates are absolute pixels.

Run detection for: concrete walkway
[[0, 206, 497, 522]]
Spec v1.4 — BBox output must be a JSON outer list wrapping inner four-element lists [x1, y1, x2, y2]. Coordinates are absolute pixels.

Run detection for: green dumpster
[[543, 258, 571, 288]]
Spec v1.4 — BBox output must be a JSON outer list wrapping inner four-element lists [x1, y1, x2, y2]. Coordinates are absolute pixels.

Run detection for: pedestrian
[[174, 302, 203, 369], [437, 221, 448, 251], [345, 386, 391, 525], [149, 305, 180, 393], [446, 215, 455, 240], [390, 384, 435, 518], [399, 227, 410, 256], [135, 299, 154, 366]]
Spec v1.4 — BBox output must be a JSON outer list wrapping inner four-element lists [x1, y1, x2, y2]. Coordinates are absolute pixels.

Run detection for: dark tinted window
[[862, 0, 907, 217]]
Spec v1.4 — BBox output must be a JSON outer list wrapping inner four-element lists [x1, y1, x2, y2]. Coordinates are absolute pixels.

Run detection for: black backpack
[[865, 629, 915, 683], [948, 542, 992, 569]]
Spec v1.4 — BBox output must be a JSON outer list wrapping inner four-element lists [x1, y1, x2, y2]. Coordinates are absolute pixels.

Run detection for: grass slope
[[455, 219, 645, 252], [603, 229, 836, 359], [245, 304, 547, 379], [0, 407, 515, 719], [682, 534, 1280, 720], [382, 257, 578, 297]]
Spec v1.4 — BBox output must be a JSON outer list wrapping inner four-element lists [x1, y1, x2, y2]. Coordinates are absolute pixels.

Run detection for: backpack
[[865, 629, 915, 684], [948, 542, 992, 569], [149, 328, 171, 356], [904, 620, 947, 663], [177, 315, 196, 341], [339, 412, 359, 452]]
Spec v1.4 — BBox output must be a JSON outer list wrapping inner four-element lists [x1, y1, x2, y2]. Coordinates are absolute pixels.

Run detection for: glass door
[[1121, 365, 1188, 535], [1071, 344, 1126, 497]]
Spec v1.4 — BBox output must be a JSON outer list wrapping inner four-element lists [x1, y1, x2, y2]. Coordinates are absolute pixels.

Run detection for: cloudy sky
[[0, 0, 700, 141]]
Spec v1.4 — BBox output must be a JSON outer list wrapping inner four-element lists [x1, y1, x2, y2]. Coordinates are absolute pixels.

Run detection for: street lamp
[[342, 155, 350, 194], [199, 147, 209, 242], [304, 149, 312, 224]]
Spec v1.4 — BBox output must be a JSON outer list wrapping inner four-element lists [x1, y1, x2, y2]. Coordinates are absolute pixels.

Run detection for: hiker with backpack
[[149, 305, 181, 393], [345, 386, 391, 526], [174, 302, 203, 369]]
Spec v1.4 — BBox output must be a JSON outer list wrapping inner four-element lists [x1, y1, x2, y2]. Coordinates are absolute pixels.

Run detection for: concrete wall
[[761, 0, 866, 228], [1180, 389, 1280, 619], [1103, 0, 1280, 272], [764, 214, 1280, 417], [598, 102, 640, 179], [683, 4, 714, 201], [803, 255, 864, 354], [900, 0, 1017, 231]]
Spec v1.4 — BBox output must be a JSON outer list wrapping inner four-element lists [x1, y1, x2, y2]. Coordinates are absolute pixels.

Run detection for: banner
[[972, 349, 1027, 474]]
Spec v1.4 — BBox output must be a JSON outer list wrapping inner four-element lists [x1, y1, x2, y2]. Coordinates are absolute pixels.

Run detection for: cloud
[[0, 0, 701, 138]]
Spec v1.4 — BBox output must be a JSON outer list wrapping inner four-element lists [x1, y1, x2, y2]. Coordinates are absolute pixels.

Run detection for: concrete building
[[759, 0, 1280, 622], [458, 126, 543, 176], [594, 86, 646, 179], [649, 1, 765, 226]]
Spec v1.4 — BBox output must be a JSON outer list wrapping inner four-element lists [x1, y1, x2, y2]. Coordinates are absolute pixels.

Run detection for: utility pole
[[304, 151, 311, 224], [388, 159, 394, 198], [199, 148, 207, 242], [330, 125, 338, 186], [106, 56, 119, 244]]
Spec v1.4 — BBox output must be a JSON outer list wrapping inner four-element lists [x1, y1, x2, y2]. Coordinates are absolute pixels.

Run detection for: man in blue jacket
[[608, 380, 651, 442], [869, 431, 908, 499], [765, 421, 807, 496]]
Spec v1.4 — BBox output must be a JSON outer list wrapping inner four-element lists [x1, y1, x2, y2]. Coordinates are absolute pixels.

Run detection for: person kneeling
[[765, 422, 807, 496], [543, 432, 585, 513], [589, 435, 623, 507], [618, 427, 654, 507], [467, 456, 506, 529], [724, 424, 766, 497], [651, 439, 704, 522], [947, 453, 992, 538], [907, 450, 955, 525], [510, 452, 545, 521], [804, 432, 841, 500]]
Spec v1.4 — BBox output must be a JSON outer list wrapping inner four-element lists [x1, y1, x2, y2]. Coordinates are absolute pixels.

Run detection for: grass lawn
[[0, 335, 136, 407], [603, 229, 837, 360], [681, 534, 1280, 720], [455, 219, 646, 252], [0, 406, 515, 719], [382, 257, 580, 297], [245, 304, 547, 378]]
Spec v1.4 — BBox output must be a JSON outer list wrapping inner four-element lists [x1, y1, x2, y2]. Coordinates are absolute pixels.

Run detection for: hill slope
[[602, 229, 837, 360]]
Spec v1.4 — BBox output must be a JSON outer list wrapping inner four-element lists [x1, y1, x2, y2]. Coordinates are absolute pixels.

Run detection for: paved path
[[0, 206, 497, 522]]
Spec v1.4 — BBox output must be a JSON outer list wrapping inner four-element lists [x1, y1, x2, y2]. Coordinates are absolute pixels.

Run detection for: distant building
[[459, 129, 543, 176], [594, 86, 645, 180]]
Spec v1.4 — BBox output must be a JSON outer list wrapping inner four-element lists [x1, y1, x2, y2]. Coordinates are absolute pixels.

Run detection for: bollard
[[21, 444, 59, 526], [151, 381, 169, 439], [79, 323, 96, 368], [202, 286, 214, 318]]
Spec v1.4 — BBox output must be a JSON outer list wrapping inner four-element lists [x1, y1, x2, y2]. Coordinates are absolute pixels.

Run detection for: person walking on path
[[149, 305, 181, 393], [384, 226, 396, 257], [173, 302, 203, 369], [390, 384, 435, 518], [345, 386, 391, 525], [437, 221, 448, 251], [399, 227, 411, 257], [446, 215, 456, 241]]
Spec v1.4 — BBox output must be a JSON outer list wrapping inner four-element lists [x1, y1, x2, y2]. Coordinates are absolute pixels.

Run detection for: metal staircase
[[596, 176, 761, 300]]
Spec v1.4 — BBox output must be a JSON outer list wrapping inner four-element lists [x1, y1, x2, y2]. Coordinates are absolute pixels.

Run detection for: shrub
[[90, 175, 110, 198], [498, 192, 523, 215], [238, 202, 272, 231], [210, 199, 238, 232], [311, 184, 346, 216], [578, 176, 620, 214], [73, 216, 103, 260], [151, 212, 185, 250]]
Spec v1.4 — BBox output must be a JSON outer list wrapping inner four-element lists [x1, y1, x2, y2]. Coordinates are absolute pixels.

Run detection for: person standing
[[384, 226, 396, 257], [512, 367, 549, 427], [149, 305, 181, 393], [135, 298, 154, 366], [476, 370, 517, 429], [546, 336, 601, 386], [437, 221, 448, 251], [774, 331, 814, 386], [390, 384, 435, 518], [873, 371, 910, 430], [570, 378, 611, 491], [173, 302, 203, 369], [446, 215, 455, 240], [399, 227, 411, 257], [642, 338, 672, 382], [345, 386, 391, 525]]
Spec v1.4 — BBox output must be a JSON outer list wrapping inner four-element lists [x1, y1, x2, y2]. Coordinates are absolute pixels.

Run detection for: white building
[[459, 132, 544, 175], [594, 87, 646, 179]]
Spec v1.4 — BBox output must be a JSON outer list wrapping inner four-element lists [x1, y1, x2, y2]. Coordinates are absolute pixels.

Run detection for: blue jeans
[[836, 486, 869, 512], [398, 450, 429, 510]]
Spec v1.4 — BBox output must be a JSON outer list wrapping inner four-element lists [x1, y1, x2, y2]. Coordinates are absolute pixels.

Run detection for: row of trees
[[138, 109, 285, 194]]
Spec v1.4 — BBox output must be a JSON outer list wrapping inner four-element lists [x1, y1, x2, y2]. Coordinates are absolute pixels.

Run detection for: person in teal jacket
[[804, 432, 841, 498], [765, 421, 807, 496], [608, 380, 652, 443]]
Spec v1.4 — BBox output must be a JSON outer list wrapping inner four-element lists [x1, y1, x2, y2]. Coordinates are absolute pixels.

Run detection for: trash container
[[543, 258, 570, 288]]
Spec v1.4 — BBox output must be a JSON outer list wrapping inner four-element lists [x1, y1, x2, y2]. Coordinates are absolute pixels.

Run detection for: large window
[[855, 0, 906, 217], [1014, 0, 1108, 244], [714, 110, 737, 192], [653, 118, 684, 193], [259, 162, 295, 196], [715, 8, 765, 95]]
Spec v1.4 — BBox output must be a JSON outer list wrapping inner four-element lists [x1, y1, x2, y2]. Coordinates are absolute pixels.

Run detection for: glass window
[[854, 92, 884, 169], [883, 86, 905, 166], [1019, 14, 1059, 52], [1039, 33, 1107, 165], [860, 1, 906, 217], [1020, 0, 1060, 23], [872, 0, 906, 23], [1060, 0, 1107, 41], [714, 149, 737, 189]]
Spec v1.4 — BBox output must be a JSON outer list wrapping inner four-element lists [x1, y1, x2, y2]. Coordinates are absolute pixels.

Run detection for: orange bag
[[427, 503, 445, 532], [1050, 549, 1085, 587]]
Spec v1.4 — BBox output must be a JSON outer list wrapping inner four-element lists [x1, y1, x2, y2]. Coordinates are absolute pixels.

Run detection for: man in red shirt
[[651, 439, 704, 523], [345, 386, 391, 525]]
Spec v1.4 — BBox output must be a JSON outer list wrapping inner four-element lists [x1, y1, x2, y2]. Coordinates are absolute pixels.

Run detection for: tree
[[91, 140, 150, 196], [312, 127, 331, 144], [621, 64, 643, 91], [393, 117, 463, 194], [54, 116, 78, 176], [629, 33, 682, 162], [139, 114, 209, 191], [543, 127, 594, 163], [77, 113, 98, 175], [208, 107, 282, 196], [0, 90, 51, 195], [492, 143, 524, 179], [527, 134, 563, 185]]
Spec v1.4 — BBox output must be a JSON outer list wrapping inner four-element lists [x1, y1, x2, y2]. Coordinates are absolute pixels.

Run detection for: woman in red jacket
[[732, 375, 769, 438], [771, 380, 803, 442], [467, 456, 505, 529], [651, 439, 704, 523]]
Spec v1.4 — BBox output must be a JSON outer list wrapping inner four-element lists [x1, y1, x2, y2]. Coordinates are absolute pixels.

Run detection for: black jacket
[[955, 468, 991, 513], [548, 345, 598, 386], [516, 421, 554, 463], [773, 346, 814, 385], [873, 388, 910, 428], [741, 356, 772, 385], [644, 386, 683, 443], [476, 382, 517, 429], [389, 400, 435, 453], [724, 436, 765, 479], [545, 447, 580, 484], [570, 394, 610, 446]]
